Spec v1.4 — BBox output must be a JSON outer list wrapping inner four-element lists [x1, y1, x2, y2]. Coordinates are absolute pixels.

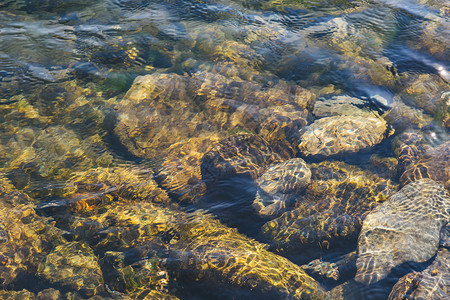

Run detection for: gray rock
[[356, 179, 450, 284]]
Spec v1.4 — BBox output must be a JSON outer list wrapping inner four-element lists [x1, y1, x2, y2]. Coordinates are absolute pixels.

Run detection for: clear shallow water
[[0, 0, 449, 299]]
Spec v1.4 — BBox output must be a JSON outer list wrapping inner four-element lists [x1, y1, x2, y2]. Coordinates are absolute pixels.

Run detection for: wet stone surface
[[298, 116, 390, 157], [0, 0, 449, 298], [388, 248, 450, 300], [356, 179, 450, 285], [253, 158, 311, 218], [261, 161, 398, 257], [200, 134, 285, 184], [38, 242, 104, 297]]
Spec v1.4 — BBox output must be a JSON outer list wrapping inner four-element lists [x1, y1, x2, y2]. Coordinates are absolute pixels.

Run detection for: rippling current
[[0, 0, 449, 299]]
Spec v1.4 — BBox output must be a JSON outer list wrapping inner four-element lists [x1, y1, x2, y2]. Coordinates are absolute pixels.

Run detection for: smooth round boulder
[[298, 116, 389, 157]]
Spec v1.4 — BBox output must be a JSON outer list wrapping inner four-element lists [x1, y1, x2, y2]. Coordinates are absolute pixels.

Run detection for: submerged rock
[[115, 69, 313, 162], [312, 95, 379, 119], [253, 158, 311, 217], [114, 72, 202, 159], [69, 202, 326, 299], [155, 133, 223, 203], [392, 131, 431, 177], [100, 250, 170, 297], [401, 142, 450, 191], [38, 242, 104, 297], [0, 289, 35, 300], [4, 125, 113, 189], [388, 248, 450, 300], [45, 166, 171, 213], [201, 134, 285, 184], [356, 179, 450, 284], [169, 211, 326, 299], [388, 272, 423, 300], [298, 116, 389, 157], [393, 131, 449, 191], [261, 161, 398, 254], [383, 101, 434, 132], [0, 176, 65, 288], [258, 104, 310, 158], [301, 251, 357, 282]]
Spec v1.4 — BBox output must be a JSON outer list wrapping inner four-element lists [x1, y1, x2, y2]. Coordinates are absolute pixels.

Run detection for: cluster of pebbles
[[0, 62, 448, 299], [0, 1, 449, 298]]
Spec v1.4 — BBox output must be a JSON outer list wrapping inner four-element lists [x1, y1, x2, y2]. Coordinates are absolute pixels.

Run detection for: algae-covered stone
[[253, 158, 311, 217], [201, 134, 285, 183], [0, 289, 35, 299], [261, 161, 398, 254], [383, 101, 433, 131], [258, 104, 310, 158], [298, 116, 389, 157], [400, 73, 449, 117], [36, 289, 62, 300], [392, 131, 431, 176], [69, 202, 326, 299], [388, 272, 423, 300], [356, 179, 450, 285], [29, 81, 108, 136], [39, 242, 104, 297], [368, 154, 398, 180], [115, 69, 313, 162], [388, 248, 450, 300], [168, 212, 327, 300]]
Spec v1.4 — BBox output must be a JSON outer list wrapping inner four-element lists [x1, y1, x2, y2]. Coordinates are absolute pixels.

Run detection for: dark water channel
[[0, 0, 449, 299]]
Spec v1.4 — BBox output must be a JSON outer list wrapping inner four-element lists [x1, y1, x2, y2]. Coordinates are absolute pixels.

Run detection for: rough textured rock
[[392, 131, 431, 177], [100, 250, 170, 297], [114, 72, 202, 159], [258, 104, 310, 158], [388, 248, 450, 300], [298, 116, 389, 157], [253, 158, 311, 217], [114, 70, 312, 161], [388, 272, 423, 300], [261, 161, 398, 254], [168, 211, 327, 300], [383, 101, 433, 132], [0, 289, 35, 300], [356, 179, 450, 285]]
